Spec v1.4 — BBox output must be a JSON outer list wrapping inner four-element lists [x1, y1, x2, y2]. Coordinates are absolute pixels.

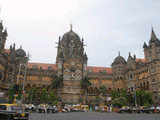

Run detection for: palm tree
[[8, 85, 15, 103], [26, 87, 39, 104], [40, 88, 48, 104], [136, 90, 153, 106], [50, 75, 63, 89], [8, 84, 21, 103], [81, 76, 91, 104], [48, 91, 57, 105], [99, 85, 107, 96]]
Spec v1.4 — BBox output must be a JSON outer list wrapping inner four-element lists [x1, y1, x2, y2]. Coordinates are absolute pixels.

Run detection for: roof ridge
[[28, 62, 56, 65]]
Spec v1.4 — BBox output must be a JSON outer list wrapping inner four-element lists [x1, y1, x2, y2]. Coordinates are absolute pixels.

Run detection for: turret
[[0, 22, 8, 50], [144, 27, 160, 61], [0, 21, 3, 32], [111, 52, 126, 80], [143, 42, 148, 48], [127, 52, 136, 70], [149, 27, 157, 43]]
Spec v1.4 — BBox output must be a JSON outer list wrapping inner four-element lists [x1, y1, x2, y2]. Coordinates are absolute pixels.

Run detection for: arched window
[[147, 81, 149, 89], [143, 82, 146, 89], [0, 72, 3, 81]]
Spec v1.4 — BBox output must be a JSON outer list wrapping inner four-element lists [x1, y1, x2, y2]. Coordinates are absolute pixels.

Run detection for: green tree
[[93, 96, 102, 105], [111, 90, 120, 99], [136, 90, 153, 106], [99, 85, 107, 96], [48, 91, 57, 105], [51, 75, 63, 89], [27, 87, 38, 104], [80, 77, 91, 103], [111, 89, 131, 106], [8, 84, 22, 103], [8, 85, 15, 103], [112, 97, 127, 108], [40, 88, 48, 104], [81, 77, 91, 89]]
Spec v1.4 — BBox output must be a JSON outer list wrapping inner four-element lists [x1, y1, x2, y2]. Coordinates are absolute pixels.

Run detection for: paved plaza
[[29, 112, 160, 120]]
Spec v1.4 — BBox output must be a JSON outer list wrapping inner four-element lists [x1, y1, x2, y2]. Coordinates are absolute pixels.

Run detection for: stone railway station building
[[0, 19, 160, 104]]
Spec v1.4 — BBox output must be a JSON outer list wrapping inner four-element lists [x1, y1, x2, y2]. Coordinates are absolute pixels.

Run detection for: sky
[[0, 0, 160, 67]]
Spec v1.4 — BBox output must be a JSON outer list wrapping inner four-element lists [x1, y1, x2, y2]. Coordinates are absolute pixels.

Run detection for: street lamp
[[134, 87, 137, 107], [17, 64, 22, 85], [16, 53, 29, 104]]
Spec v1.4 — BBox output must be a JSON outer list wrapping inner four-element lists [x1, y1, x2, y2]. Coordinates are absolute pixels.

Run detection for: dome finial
[[129, 52, 131, 56], [118, 51, 120, 56], [70, 24, 73, 31], [151, 26, 157, 40]]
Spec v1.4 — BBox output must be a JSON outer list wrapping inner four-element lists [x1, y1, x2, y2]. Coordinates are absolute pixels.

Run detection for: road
[[29, 112, 160, 120]]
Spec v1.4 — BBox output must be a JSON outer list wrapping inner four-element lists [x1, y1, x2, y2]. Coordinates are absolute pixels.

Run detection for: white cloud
[[0, 0, 160, 66]]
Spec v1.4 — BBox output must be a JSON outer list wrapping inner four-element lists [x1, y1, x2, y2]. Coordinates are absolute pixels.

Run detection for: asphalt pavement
[[29, 112, 160, 120]]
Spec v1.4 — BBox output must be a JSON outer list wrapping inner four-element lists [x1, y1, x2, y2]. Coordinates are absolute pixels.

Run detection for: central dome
[[16, 46, 26, 57], [58, 25, 84, 59], [112, 55, 126, 66], [61, 26, 81, 46], [62, 30, 80, 41]]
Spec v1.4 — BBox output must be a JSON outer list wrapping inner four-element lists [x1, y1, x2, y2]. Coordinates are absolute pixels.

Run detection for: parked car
[[156, 106, 160, 113], [25, 104, 37, 112], [47, 105, 58, 113], [119, 106, 132, 113], [143, 106, 160, 113], [130, 107, 143, 113], [37, 104, 46, 113], [0, 104, 29, 120]]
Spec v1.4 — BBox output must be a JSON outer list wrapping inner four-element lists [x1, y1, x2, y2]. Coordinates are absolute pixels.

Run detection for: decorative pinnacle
[[70, 24, 73, 31], [151, 26, 157, 40], [129, 52, 131, 56], [118, 51, 120, 56]]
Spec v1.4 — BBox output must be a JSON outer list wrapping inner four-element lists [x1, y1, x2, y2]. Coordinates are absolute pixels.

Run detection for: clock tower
[[56, 25, 87, 104]]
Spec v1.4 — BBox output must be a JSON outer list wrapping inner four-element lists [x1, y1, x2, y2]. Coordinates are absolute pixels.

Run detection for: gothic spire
[[143, 42, 147, 48], [127, 52, 134, 62], [59, 36, 61, 41], [129, 52, 131, 57], [70, 24, 73, 31], [118, 51, 120, 56], [3, 28, 8, 37], [82, 38, 84, 46], [0, 20, 3, 31], [13, 43, 15, 50], [150, 27, 157, 41], [58, 36, 61, 46]]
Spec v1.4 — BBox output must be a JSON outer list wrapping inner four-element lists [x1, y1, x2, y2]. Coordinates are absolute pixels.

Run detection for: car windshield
[[0, 105, 7, 110], [11, 106, 22, 111]]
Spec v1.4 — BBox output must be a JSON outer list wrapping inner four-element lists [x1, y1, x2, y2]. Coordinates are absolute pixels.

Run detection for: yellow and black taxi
[[0, 104, 29, 120]]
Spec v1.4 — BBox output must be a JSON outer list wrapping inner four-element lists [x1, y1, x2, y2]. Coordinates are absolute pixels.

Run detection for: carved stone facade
[[0, 21, 28, 94], [112, 28, 160, 103], [56, 27, 88, 104], [0, 17, 160, 104]]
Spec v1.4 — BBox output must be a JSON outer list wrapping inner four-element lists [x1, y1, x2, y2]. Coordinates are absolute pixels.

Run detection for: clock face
[[63, 61, 82, 81], [71, 69, 82, 80], [75, 69, 82, 80]]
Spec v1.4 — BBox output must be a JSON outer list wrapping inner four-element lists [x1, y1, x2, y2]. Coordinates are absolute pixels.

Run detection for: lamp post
[[17, 64, 22, 85], [22, 63, 27, 104], [134, 87, 137, 107], [16, 53, 29, 104]]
